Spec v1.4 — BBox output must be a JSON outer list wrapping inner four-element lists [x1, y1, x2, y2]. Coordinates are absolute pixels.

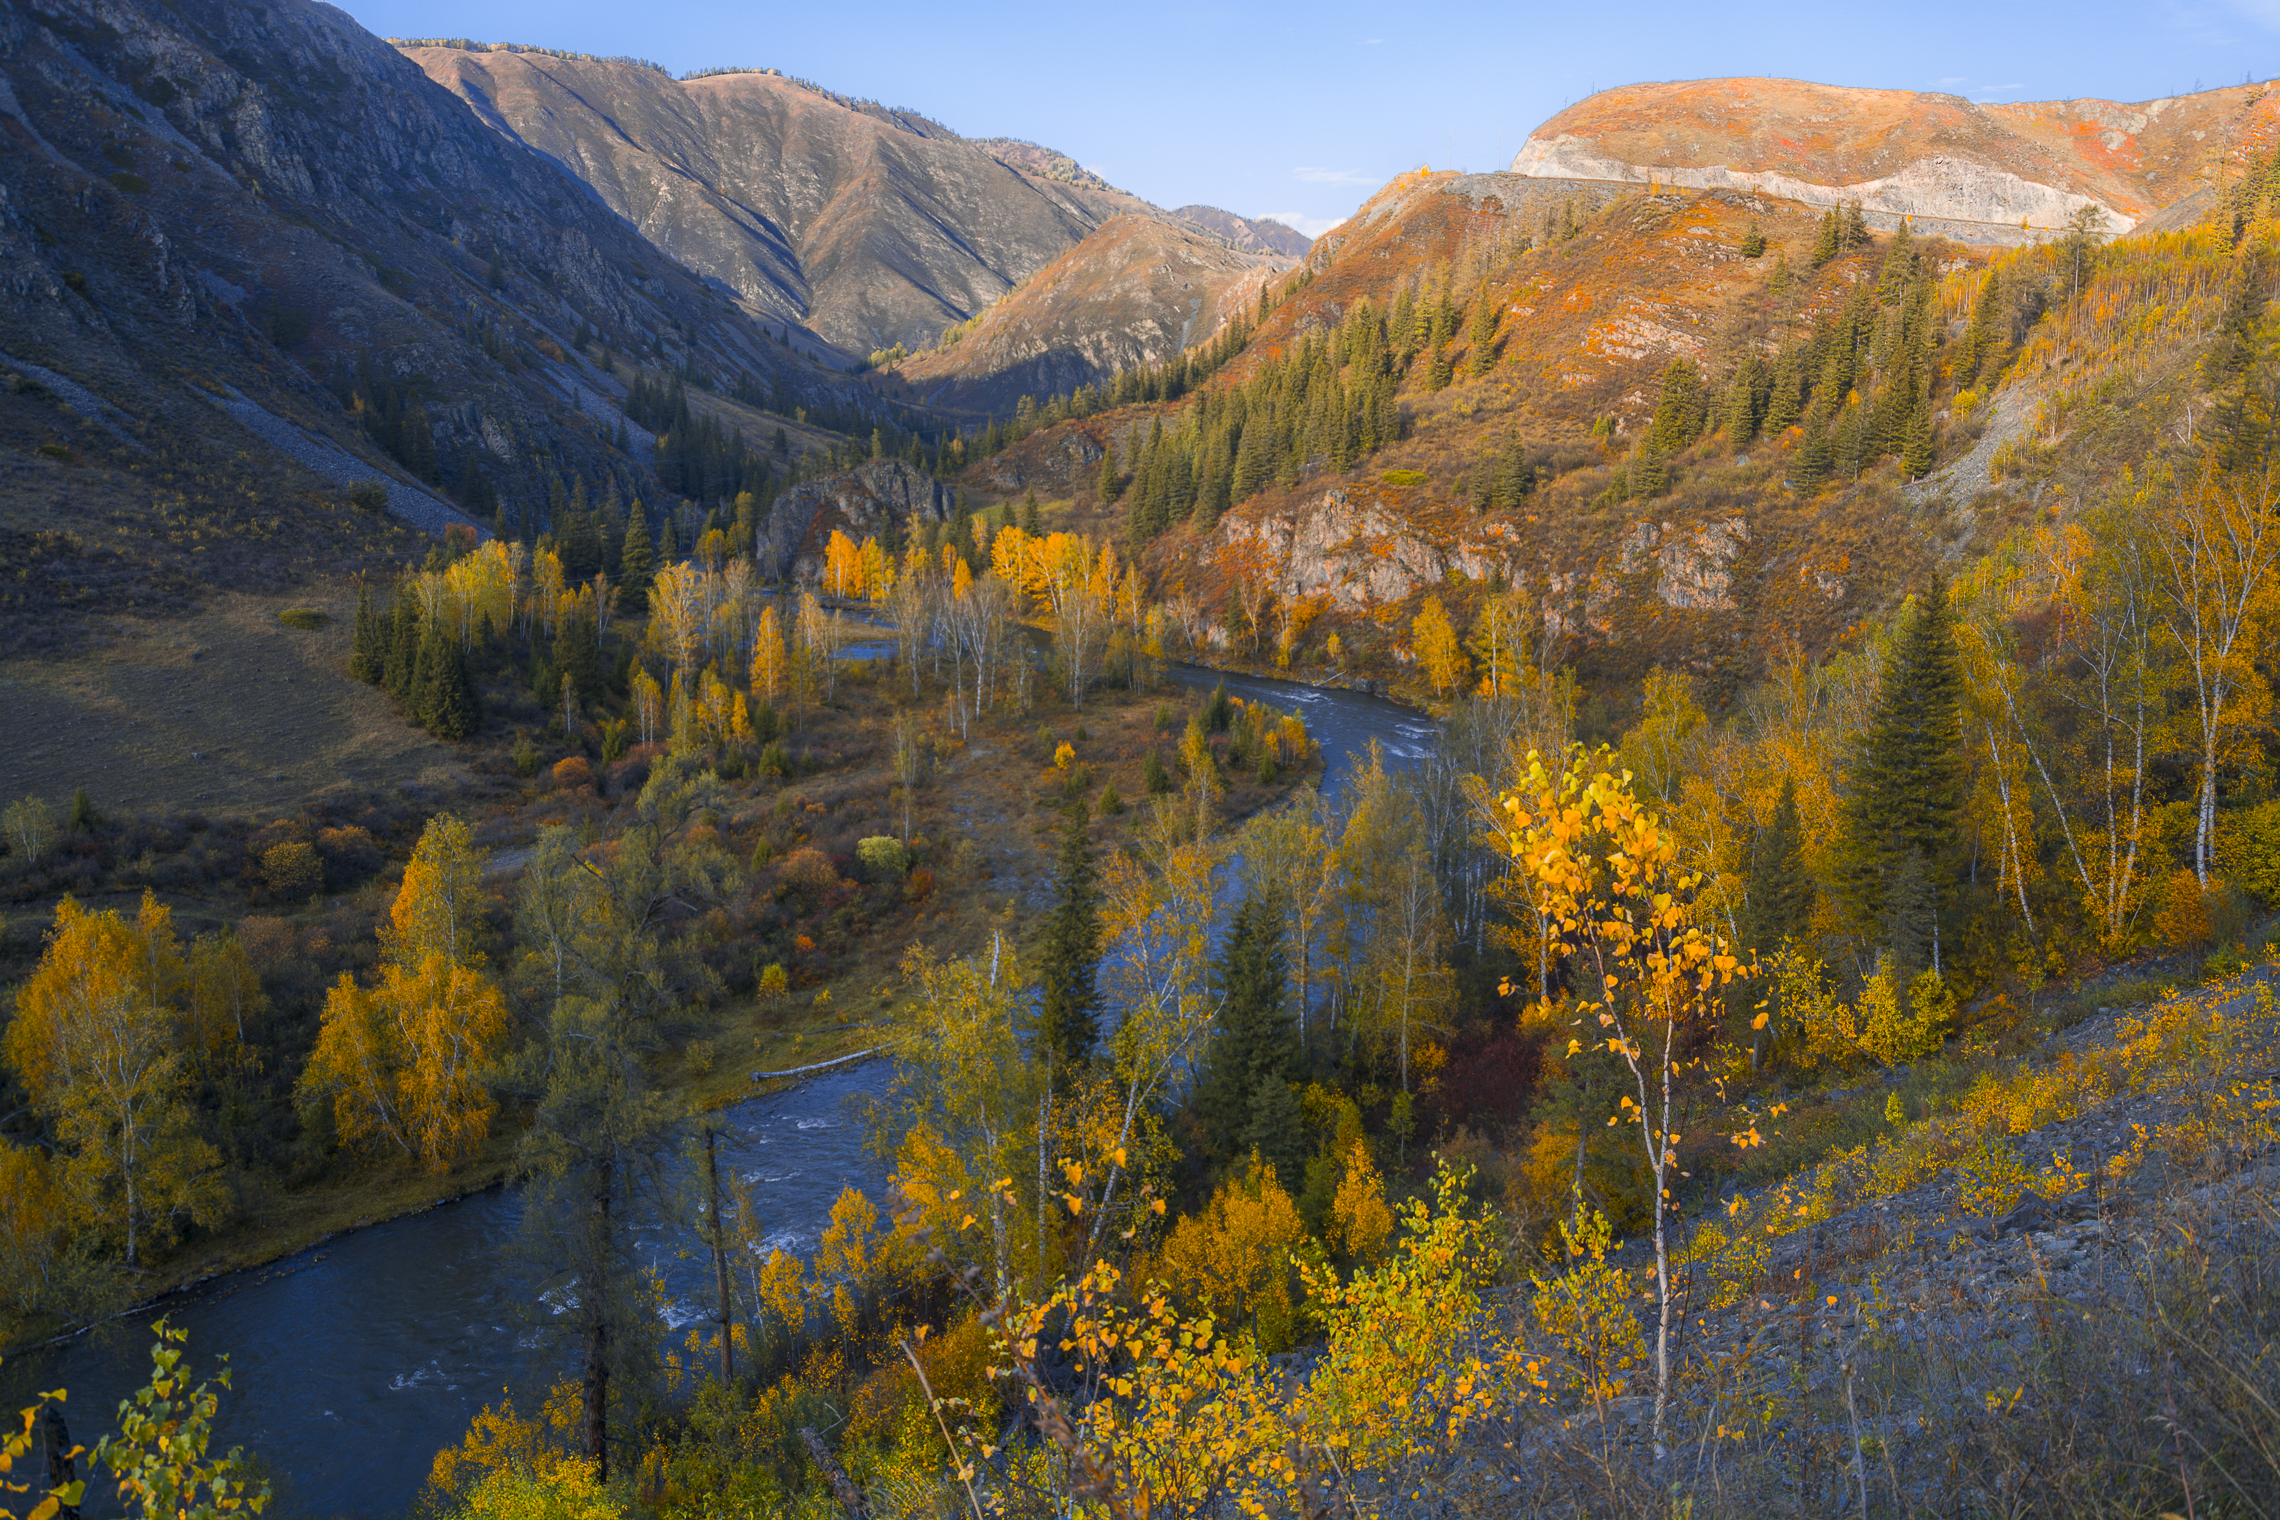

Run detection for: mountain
[[1172, 206, 1314, 257], [886, 216, 1292, 414], [403, 48, 1192, 358], [0, 0, 867, 620], [1511, 77, 2280, 241]]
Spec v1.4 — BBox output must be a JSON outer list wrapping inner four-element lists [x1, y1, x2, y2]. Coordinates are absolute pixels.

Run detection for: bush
[[857, 836, 907, 877], [1099, 784, 1126, 815], [347, 481, 389, 512], [69, 787, 102, 833], [276, 608, 330, 631], [1143, 751, 1171, 795], [905, 867, 934, 902], [314, 825, 381, 884], [757, 740, 790, 778], [552, 756, 595, 792], [758, 962, 789, 999], [776, 848, 840, 898], [262, 841, 322, 900], [3, 796, 54, 861], [513, 735, 542, 777]]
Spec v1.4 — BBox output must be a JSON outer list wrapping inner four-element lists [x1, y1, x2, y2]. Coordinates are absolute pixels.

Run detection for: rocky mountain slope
[[888, 215, 1291, 414], [1511, 77, 2280, 242], [1171, 205, 1313, 257], [402, 47, 1308, 361], [0, 0, 865, 605]]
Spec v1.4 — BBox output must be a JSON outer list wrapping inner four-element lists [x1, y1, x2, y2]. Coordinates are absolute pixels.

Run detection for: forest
[[11, 167, 2280, 1518]]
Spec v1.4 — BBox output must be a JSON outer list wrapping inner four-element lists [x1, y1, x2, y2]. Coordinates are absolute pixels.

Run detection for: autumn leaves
[[301, 814, 510, 1169]]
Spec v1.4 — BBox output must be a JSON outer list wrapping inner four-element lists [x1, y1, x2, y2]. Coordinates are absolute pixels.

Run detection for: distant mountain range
[[402, 46, 1309, 360]]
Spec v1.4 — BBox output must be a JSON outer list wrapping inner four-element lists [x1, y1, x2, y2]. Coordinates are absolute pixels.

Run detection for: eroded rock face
[[1621, 518, 1750, 611], [1508, 76, 2280, 242], [762, 459, 952, 585], [1213, 490, 1515, 612]]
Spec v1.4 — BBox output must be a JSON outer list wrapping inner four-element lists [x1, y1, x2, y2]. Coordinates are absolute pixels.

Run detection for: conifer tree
[[1810, 208, 1840, 268], [430, 638, 481, 740], [1426, 342, 1453, 392], [1742, 777, 1812, 956], [1764, 346, 1804, 434], [1740, 221, 1766, 258], [1795, 419, 1833, 486], [1035, 805, 1101, 1078], [1490, 431, 1534, 510], [1097, 439, 1121, 502], [1466, 284, 1499, 376], [1838, 580, 1965, 952], [1242, 1076, 1305, 1184], [1842, 200, 1872, 248], [384, 591, 421, 701], [1020, 491, 1041, 535], [411, 621, 448, 731], [350, 583, 384, 684], [617, 514, 656, 613], [1197, 891, 1295, 1163]]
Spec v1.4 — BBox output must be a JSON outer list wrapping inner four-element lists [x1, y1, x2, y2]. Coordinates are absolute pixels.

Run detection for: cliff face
[[0, 0, 858, 551], [1510, 77, 2280, 242], [761, 458, 953, 585], [890, 216, 1290, 414]]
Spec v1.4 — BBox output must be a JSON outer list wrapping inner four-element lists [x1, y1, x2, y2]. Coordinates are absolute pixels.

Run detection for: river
[[7, 666, 1430, 1520]]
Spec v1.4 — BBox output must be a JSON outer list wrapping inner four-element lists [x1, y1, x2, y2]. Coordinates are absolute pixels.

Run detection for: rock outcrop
[[893, 216, 1290, 414], [761, 459, 953, 585]]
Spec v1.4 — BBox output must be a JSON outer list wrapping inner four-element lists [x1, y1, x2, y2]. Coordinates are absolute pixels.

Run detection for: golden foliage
[[1157, 1155, 1305, 1352]]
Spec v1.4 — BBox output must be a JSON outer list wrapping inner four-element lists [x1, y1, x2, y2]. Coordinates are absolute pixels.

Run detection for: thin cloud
[[1261, 211, 1343, 238], [1295, 166, 1376, 186]]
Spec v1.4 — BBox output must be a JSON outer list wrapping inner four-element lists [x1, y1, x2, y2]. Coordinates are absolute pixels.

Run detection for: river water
[[7, 667, 1429, 1520]]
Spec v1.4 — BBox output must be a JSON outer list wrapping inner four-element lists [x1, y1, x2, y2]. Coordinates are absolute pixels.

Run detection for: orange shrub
[[552, 756, 595, 792], [2153, 867, 2216, 950], [776, 847, 839, 898]]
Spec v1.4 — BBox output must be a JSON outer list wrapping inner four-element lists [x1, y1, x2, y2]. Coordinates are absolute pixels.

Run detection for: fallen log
[[750, 1047, 884, 1082]]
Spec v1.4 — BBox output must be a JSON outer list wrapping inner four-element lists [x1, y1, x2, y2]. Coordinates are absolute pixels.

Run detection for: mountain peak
[[1511, 75, 2280, 241]]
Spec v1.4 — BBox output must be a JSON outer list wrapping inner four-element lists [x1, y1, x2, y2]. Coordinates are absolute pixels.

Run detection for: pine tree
[[1466, 284, 1499, 376], [384, 591, 420, 701], [1724, 355, 1764, 446], [1490, 431, 1534, 510], [1740, 221, 1766, 258], [1426, 342, 1453, 392], [1901, 392, 1936, 478], [1020, 491, 1041, 535], [411, 621, 448, 730], [1197, 892, 1294, 1162], [1242, 1078, 1305, 1184], [1097, 439, 1122, 502], [1741, 777, 1813, 956], [1810, 208, 1840, 268], [1794, 419, 1833, 487], [1842, 200, 1871, 248], [1838, 580, 1965, 942], [1035, 804, 1102, 1077], [350, 583, 384, 684], [617, 514, 656, 613], [1764, 346, 1804, 434], [430, 637, 482, 741]]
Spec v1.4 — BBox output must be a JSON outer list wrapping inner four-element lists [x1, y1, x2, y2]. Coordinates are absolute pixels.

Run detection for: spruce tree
[[1740, 221, 1766, 258], [1764, 347, 1804, 434], [617, 514, 656, 614], [1242, 1077, 1305, 1183], [1741, 777, 1813, 956], [1838, 580, 1965, 947], [411, 621, 448, 730], [1466, 284, 1499, 376], [430, 637, 481, 740], [1842, 200, 1871, 248], [1197, 892, 1295, 1162], [349, 583, 384, 684], [1097, 440, 1121, 502], [1810, 208, 1840, 268], [384, 591, 420, 701], [1036, 805, 1102, 1076], [1019, 491, 1042, 536]]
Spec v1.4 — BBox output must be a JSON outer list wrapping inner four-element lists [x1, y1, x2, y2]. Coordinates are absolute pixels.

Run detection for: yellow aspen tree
[[630, 668, 663, 746], [988, 523, 1030, 595], [1159, 1157, 1305, 1352], [858, 537, 892, 602], [390, 813, 485, 967], [796, 591, 840, 701], [648, 561, 704, 675], [386, 953, 510, 1165], [2150, 464, 2280, 884], [531, 550, 566, 637], [730, 691, 753, 744], [185, 930, 264, 1062], [1411, 597, 1467, 697], [303, 973, 412, 1156], [7, 893, 212, 1267], [1178, 718, 1222, 841], [1484, 747, 1750, 1459], [823, 529, 862, 600], [748, 604, 786, 705]]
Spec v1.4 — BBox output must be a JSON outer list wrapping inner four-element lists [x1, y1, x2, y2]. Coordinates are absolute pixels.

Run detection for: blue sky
[[345, 0, 2280, 237]]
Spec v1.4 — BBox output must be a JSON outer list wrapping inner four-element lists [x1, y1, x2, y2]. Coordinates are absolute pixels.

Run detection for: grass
[[0, 584, 465, 823]]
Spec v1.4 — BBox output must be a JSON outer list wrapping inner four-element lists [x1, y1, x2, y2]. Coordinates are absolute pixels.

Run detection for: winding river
[[6, 667, 1430, 1520]]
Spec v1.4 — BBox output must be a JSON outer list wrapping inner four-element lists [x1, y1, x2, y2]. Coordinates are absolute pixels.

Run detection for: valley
[[5, 2, 2280, 1514]]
